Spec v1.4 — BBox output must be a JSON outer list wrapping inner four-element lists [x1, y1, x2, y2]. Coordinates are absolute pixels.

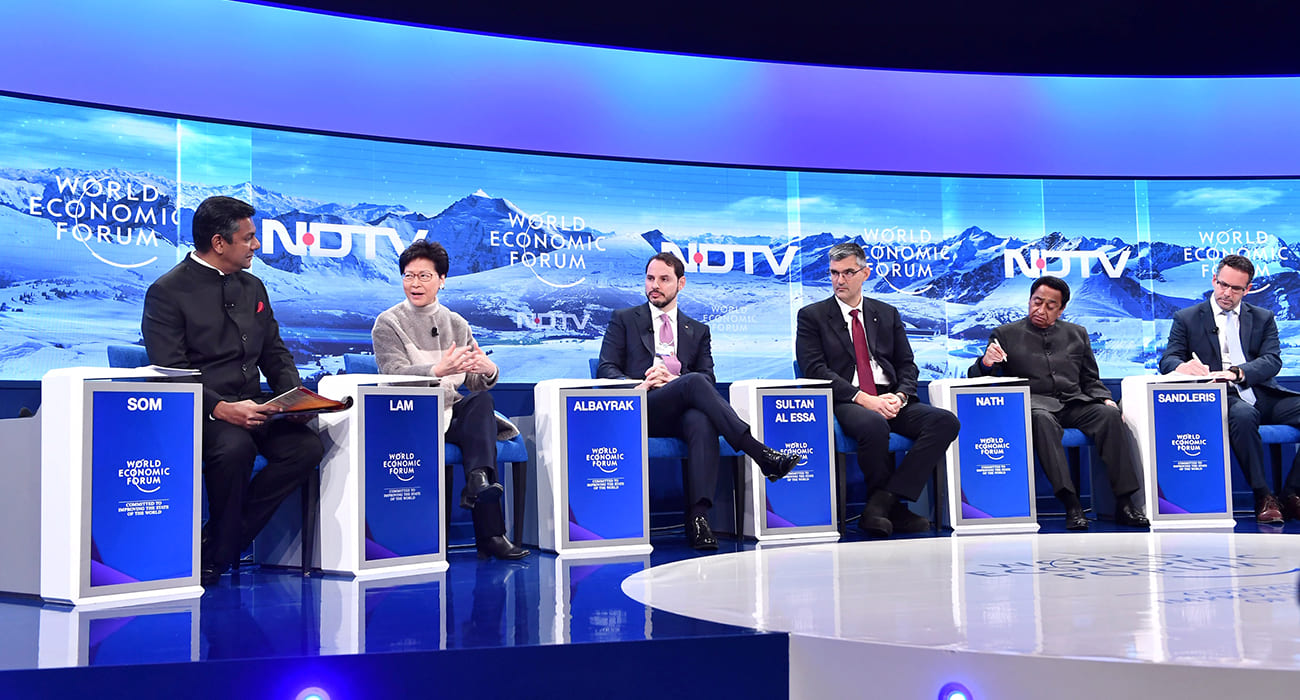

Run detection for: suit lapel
[[1199, 302, 1222, 367], [635, 306, 655, 357], [678, 315, 697, 362], [1238, 303, 1255, 360], [825, 298, 855, 359], [861, 299, 881, 355]]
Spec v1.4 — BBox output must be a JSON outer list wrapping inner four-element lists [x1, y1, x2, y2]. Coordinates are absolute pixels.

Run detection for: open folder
[[262, 386, 354, 418]]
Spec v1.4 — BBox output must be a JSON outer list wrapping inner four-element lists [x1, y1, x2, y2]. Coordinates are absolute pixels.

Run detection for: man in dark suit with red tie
[[795, 242, 960, 537], [598, 253, 799, 549], [1159, 254, 1300, 523]]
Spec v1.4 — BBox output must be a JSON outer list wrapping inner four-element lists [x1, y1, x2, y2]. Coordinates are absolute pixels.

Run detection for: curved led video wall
[[1, 0, 1299, 382], [2, 92, 1297, 383]]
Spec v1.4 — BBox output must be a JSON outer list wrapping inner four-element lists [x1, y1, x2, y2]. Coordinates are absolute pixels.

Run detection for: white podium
[[728, 379, 839, 542], [534, 379, 651, 556], [262, 373, 448, 577], [8, 367, 205, 607], [931, 377, 1039, 535], [1122, 374, 1233, 530]]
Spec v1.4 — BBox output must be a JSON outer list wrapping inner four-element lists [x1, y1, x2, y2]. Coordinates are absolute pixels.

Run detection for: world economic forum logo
[[974, 436, 1011, 461], [28, 175, 176, 269], [1171, 433, 1207, 457], [383, 452, 421, 482], [587, 447, 623, 474], [860, 227, 946, 295], [119, 459, 170, 494]]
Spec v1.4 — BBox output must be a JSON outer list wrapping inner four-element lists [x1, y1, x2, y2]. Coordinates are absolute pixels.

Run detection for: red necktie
[[849, 309, 877, 395]]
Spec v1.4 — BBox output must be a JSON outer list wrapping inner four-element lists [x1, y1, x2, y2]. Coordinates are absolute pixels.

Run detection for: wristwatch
[[1230, 365, 1244, 383]]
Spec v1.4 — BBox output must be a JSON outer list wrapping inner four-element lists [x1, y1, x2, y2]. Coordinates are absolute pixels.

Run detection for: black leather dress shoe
[[1281, 493, 1300, 521], [1065, 505, 1089, 531], [858, 490, 895, 538], [1114, 501, 1150, 528], [686, 515, 718, 550], [461, 468, 504, 509], [200, 562, 228, 587], [476, 535, 530, 560], [1257, 494, 1285, 524], [755, 447, 800, 482], [889, 502, 931, 534]]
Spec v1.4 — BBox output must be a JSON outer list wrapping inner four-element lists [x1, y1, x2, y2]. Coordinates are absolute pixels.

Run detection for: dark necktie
[[849, 309, 877, 395]]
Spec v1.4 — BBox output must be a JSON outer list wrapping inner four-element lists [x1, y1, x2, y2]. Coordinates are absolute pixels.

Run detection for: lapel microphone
[[430, 327, 438, 338]]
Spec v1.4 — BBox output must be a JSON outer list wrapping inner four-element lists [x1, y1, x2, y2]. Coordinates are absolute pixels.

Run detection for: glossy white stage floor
[[622, 532, 1300, 700]]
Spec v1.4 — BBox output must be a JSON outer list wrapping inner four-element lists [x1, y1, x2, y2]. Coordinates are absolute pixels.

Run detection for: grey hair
[[828, 242, 866, 266]]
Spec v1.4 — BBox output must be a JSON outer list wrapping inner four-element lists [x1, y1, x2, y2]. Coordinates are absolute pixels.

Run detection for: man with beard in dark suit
[[143, 196, 323, 585], [1159, 254, 1300, 523], [597, 253, 799, 549], [970, 275, 1149, 530], [795, 242, 960, 538]]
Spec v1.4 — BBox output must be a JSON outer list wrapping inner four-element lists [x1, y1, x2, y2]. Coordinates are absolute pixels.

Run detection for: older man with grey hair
[[795, 242, 959, 537]]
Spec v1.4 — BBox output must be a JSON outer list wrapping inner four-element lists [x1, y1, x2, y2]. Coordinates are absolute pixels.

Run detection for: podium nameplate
[[358, 387, 444, 568], [561, 391, 649, 550], [931, 378, 1038, 534], [1148, 384, 1231, 520], [83, 382, 201, 599], [752, 389, 836, 537]]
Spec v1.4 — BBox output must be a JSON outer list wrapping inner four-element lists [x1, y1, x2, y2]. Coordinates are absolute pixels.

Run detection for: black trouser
[[646, 372, 754, 510], [1031, 401, 1140, 498], [446, 391, 506, 544], [202, 418, 323, 568], [1227, 389, 1300, 493], [834, 400, 960, 501]]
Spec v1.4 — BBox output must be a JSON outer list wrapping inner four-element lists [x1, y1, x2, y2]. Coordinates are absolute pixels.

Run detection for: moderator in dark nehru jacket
[[142, 195, 323, 585]]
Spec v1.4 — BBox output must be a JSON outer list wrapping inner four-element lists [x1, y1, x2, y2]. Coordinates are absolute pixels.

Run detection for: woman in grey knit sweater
[[371, 240, 529, 560]]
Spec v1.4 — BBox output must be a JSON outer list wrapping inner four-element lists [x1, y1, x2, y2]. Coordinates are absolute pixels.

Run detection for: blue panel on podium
[[1150, 386, 1230, 516], [930, 378, 1038, 534], [758, 391, 835, 531], [86, 383, 198, 594], [358, 386, 444, 569], [953, 391, 1033, 519], [564, 393, 647, 545], [362, 390, 442, 561]]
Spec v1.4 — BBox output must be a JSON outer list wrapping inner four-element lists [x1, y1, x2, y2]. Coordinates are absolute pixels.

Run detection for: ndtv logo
[[658, 240, 797, 276], [513, 309, 593, 331], [1003, 247, 1132, 279], [261, 220, 426, 258]]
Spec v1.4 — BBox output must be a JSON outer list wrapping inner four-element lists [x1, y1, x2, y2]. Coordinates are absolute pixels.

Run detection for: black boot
[[859, 490, 896, 538], [477, 535, 530, 560], [460, 467, 504, 509]]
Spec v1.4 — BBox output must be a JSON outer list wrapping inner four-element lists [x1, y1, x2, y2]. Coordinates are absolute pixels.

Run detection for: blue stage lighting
[[939, 681, 972, 700], [295, 688, 330, 700]]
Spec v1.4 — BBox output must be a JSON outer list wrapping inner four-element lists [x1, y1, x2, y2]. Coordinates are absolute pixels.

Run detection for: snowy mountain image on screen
[[2, 167, 1298, 382]]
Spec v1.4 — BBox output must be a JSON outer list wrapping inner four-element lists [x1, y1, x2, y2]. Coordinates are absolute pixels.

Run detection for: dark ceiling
[[271, 0, 1300, 76]]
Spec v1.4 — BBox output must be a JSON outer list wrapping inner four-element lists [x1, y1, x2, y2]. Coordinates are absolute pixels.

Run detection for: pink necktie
[[849, 309, 877, 395], [659, 314, 682, 375]]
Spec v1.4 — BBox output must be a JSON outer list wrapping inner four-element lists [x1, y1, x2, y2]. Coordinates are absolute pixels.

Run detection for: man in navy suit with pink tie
[[1160, 254, 1300, 523], [598, 253, 799, 549]]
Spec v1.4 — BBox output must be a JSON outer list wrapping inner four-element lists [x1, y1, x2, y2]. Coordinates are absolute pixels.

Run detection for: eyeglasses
[[829, 266, 865, 280], [1213, 278, 1248, 294], [402, 271, 437, 283]]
